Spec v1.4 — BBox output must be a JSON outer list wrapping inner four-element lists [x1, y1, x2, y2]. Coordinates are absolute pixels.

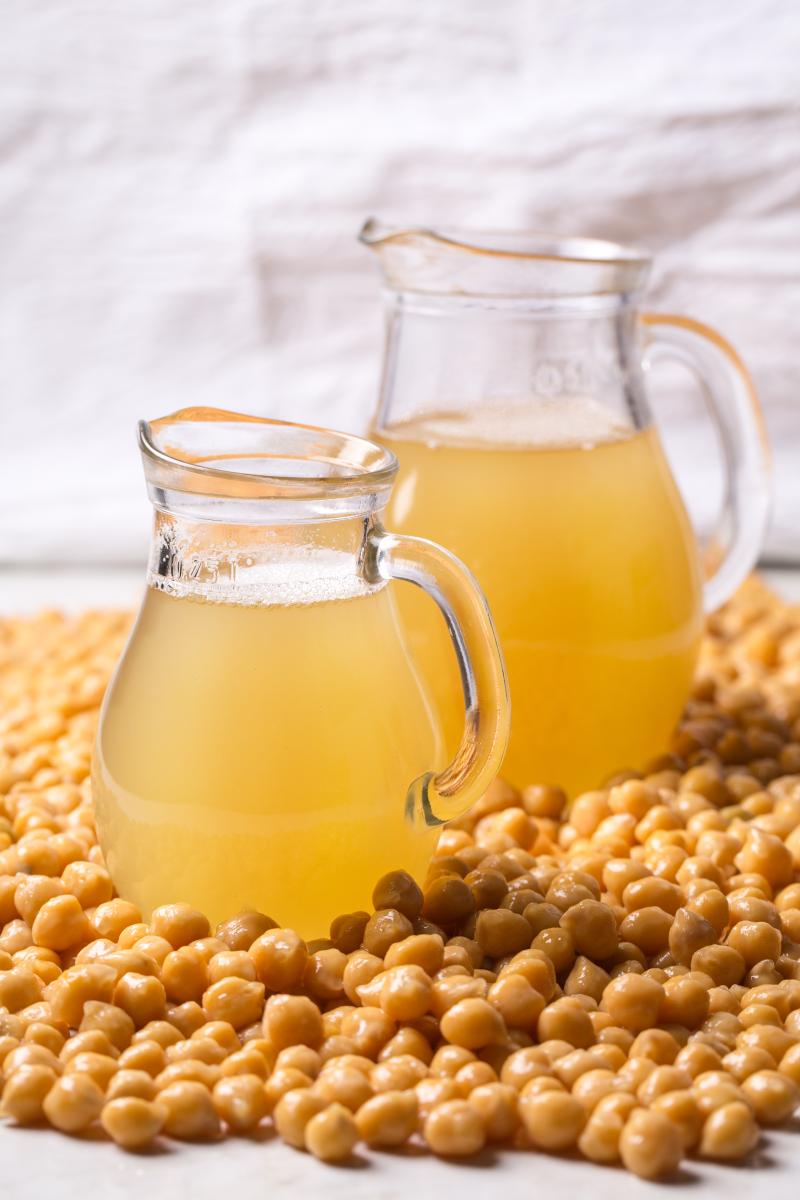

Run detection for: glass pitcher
[[93, 408, 509, 934], [362, 221, 771, 795]]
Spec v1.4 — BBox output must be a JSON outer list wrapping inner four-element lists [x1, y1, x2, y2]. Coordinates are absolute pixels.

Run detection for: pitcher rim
[[359, 218, 651, 269], [138, 407, 399, 501]]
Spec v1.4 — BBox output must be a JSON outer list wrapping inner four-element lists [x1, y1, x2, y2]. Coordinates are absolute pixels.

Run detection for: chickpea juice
[[378, 399, 704, 794], [94, 568, 442, 933]]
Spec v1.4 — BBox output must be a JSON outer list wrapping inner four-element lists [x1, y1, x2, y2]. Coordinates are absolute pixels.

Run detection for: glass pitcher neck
[[146, 510, 384, 606], [139, 410, 396, 605]]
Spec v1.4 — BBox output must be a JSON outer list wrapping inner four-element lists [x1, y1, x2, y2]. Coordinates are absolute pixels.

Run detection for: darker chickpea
[[363, 909, 415, 957], [214, 910, 277, 952]]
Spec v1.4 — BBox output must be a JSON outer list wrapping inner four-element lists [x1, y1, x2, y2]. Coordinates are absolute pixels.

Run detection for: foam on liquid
[[379, 395, 634, 452], [148, 549, 384, 608]]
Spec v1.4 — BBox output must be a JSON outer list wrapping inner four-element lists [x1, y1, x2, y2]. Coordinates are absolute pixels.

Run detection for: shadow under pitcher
[[93, 410, 509, 934], [363, 221, 771, 796]]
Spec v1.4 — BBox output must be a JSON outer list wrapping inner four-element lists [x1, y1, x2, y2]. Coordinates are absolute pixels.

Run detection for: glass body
[[364, 223, 771, 795], [94, 409, 509, 934]]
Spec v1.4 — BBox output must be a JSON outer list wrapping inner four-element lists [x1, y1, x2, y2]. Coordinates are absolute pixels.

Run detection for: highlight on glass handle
[[364, 528, 510, 827], [641, 313, 772, 614]]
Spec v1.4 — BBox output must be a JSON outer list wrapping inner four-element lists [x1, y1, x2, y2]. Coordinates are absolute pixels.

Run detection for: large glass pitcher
[[362, 222, 771, 795], [93, 409, 509, 934]]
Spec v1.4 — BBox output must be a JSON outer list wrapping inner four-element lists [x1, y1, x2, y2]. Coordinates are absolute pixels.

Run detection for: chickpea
[[106, 1069, 158, 1101], [168, 1037, 226, 1066], [43, 1072, 105, 1133], [161, 947, 209, 1003], [312, 1064, 372, 1112], [726, 920, 782, 967], [519, 1088, 585, 1150], [440, 998, 505, 1050], [63, 1050, 118, 1090], [14, 875, 68, 926], [0, 967, 44, 1014], [372, 870, 425, 920], [100, 1096, 166, 1149], [90, 900, 142, 942], [378, 1027, 432, 1065], [741, 1069, 799, 1123], [699, 1099, 759, 1159], [214, 910, 276, 952], [618, 906, 673, 955], [371, 1054, 428, 1094], [201, 976, 265, 1030], [602, 974, 664, 1032], [271, 1087, 325, 1147], [356, 1089, 419, 1147], [474, 908, 532, 957], [500, 950, 557, 1000], [424, 1098, 486, 1157], [23, 1021, 65, 1055], [113, 973, 166, 1028], [73, 1001, 133, 1058], [158, 1080, 221, 1140], [0, 1064, 57, 1124], [619, 1107, 683, 1179], [364, 908, 415, 956], [559, 899, 618, 959], [261, 994, 323, 1051], [378, 964, 432, 1022], [61, 860, 113, 909], [563, 956, 610, 1004], [249, 929, 308, 992], [302, 1102, 357, 1162], [211, 1074, 268, 1133], [339, 1007, 394, 1058], [263, 1067, 314, 1112]]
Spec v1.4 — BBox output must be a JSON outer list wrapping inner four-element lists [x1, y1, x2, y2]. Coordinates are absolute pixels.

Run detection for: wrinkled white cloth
[[1, 0, 798, 565]]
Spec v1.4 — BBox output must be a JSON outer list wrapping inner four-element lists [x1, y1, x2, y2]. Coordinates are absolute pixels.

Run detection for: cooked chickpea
[[741, 1069, 799, 1123], [155, 1080, 221, 1140], [602, 974, 664, 1032], [63, 1050, 118, 1090], [202, 976, 265, 1030], [304, 1102, 358, 1162], [1, 1064, 57, 1123], [262, 994, 323, 1050], [211, 1074, 268, 1133], [519, 1088, 585, 1150], [356, 1089, 419, 1147], [247, 928, 308, 992], [424, 1098, 486, 1157], [619, 1107, 683, 1179], [118, 1040, 167, 1076], [313, 1064, 373, 1111], [440, 998, 505, 1050], [214, 910, 276, 952], [100, 1096, 166, 1149], [106, 1069, 157, 1101], [699, 1099, 759, 1159], [726, 920, 782, 967], [160, 947, 208, 1004], [43, 1072, 105, 1133]]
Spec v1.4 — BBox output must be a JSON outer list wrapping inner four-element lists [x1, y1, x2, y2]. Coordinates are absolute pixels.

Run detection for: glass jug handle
[[364, 529, 510, 827], [641, 313, 771, 613]]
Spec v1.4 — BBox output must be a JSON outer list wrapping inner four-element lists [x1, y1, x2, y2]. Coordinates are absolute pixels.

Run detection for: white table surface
[[3, 564, 800, 1198]]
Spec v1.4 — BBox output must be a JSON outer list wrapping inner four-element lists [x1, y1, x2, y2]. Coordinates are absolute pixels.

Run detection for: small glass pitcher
[[362, 221, 771, 795], [93, 408, 509, 934]]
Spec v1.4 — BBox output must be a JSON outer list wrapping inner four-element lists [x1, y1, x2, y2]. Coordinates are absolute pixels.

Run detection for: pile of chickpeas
[[2, 578, 800, 1178]]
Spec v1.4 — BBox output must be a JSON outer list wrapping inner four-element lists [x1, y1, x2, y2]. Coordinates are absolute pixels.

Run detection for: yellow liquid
[[94, 573, 441, 935], [378, 403, 703, 794]]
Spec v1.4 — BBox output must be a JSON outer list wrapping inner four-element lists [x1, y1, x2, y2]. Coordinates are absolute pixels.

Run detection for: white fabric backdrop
[[1, 0, 798, 564]]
